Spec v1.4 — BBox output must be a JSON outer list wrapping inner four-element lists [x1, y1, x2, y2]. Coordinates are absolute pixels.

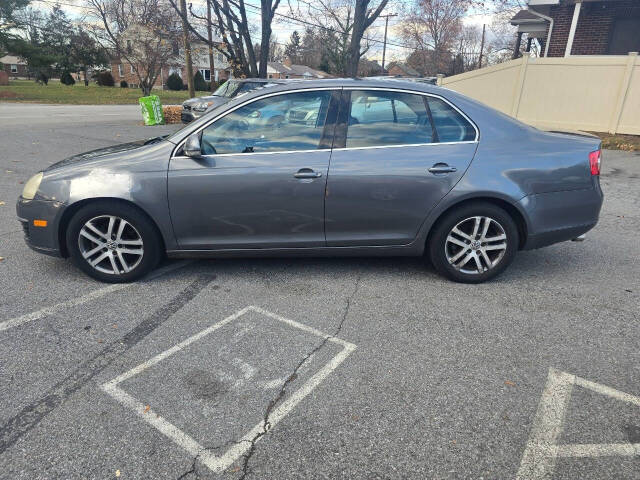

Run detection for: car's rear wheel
[[429, 203, 519, 283], [66, 201, 162, 283]]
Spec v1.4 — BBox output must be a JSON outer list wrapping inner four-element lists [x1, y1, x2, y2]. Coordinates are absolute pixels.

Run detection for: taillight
[[589, 149, 601, 175]]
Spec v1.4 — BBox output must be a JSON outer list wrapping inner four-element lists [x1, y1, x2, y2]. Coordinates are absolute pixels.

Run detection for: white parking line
[[101, 306, 357, 474], [517, 367, 640, 479], [0, 260, 192, 333]]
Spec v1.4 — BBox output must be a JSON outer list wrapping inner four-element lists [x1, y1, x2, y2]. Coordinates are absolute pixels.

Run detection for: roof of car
[[242, 77, 443, 95]]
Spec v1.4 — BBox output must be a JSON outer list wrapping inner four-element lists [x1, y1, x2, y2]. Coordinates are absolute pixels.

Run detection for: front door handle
[[428, 164, 458, 174], [294, 168, 322, 179]]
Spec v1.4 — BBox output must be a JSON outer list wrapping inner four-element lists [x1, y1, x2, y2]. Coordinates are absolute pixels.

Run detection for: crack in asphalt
[[175, 440, 251, 480], [237, 274, 362, 480], [0, 274, 215, 455]]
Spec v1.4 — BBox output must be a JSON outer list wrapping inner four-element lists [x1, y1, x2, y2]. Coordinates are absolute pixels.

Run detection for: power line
[[242, 1, 412, 50], [28, 0, 413, 51]]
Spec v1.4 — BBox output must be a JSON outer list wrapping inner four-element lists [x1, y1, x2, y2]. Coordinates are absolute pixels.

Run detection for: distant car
[[17, 78, 603, 284], [181, 78, 284, 123]]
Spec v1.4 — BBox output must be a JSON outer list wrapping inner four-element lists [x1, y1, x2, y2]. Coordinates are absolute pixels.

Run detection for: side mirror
[[183, 133, 202, 158]]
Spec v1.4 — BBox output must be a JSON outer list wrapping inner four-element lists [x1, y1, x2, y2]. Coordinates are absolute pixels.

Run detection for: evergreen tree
[[283, 31, 301, 63]]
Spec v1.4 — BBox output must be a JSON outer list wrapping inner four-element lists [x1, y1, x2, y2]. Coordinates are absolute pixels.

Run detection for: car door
[[325, 89, 478, 247], [168, 89, 340, 250]]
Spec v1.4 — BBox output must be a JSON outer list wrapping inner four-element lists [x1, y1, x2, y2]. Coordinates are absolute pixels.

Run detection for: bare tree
[[258, 0, 281, 77], [288, 0, 386, 77], [86, 0, 181, 95], [400, 0, 470, 75], [345, 0, 388, 76], [166, 0, 282, 78]]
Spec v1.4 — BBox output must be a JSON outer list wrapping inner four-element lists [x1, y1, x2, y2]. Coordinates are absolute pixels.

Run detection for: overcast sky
[[26, 0, 504, 65]]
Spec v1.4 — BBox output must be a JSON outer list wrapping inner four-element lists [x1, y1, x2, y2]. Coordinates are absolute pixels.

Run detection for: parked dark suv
[[181, 78, 285, 123]]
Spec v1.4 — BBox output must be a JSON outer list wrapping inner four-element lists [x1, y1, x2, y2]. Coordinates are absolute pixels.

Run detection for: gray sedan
[[16, 78, 603, 283]]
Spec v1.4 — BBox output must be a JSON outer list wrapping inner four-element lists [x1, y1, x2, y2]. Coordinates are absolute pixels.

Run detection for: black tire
[[428, 202, 519, 284], [65, 201, 162, 283]]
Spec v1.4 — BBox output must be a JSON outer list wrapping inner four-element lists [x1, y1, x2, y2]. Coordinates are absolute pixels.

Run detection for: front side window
[[11, 64, 18, 73], [200, 90, 332, 155], [346, 90, 434, 148], [427, 97, 476, 142]]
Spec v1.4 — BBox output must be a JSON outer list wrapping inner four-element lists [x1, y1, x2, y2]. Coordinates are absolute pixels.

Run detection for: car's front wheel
[[429, 202, 519, 283], [66, 201, 162, 283]]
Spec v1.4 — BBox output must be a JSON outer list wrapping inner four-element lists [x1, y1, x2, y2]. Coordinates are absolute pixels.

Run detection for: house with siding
[[510, 0, 640, 57]]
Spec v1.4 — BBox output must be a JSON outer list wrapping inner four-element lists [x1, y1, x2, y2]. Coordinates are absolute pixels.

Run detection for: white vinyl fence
[[437, 52, 639, 135]]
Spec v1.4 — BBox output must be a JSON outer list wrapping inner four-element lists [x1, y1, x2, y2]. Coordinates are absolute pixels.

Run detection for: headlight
[[22, 172, 43, 200], [193, 101, 213, 112]]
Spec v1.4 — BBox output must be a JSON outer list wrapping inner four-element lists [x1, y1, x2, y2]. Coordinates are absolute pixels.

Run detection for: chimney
[[283, 56, 293, 68]]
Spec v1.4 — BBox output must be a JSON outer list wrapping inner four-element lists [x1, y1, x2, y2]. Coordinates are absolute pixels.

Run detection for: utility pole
[[380, 13, 397, 74], [180, 0, 195, 98], [207, 0, 215, 92], [478, 23, 486, 69]]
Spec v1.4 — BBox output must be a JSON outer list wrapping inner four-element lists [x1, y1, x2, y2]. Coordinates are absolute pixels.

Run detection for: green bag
[[139, 95, 165, 126]]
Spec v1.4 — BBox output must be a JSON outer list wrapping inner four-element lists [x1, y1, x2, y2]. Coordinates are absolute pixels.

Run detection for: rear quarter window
[[427, 97, 476, 143]]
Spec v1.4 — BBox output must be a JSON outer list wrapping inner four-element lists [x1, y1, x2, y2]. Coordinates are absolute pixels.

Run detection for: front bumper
[[16, 196, 66, 257]]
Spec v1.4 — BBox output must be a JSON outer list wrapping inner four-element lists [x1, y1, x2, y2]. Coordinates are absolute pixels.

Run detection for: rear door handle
[[294, 168, 322, 179], [428, 164, 457, 174]]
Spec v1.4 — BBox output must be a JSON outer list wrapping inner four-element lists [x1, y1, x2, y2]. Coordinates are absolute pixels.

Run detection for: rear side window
[[427, 97, 476, 142], [346, 90, 434, 148]]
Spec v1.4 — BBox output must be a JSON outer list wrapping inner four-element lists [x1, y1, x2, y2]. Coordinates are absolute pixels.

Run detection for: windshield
[[213, 81, 264, 98]]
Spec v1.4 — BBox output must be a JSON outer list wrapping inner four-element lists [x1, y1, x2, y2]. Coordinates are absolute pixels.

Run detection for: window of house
[[200, 69, 211, 81], [345, 90, 434, 148], [130, 65, 135, 74], [199, 90, 332, 155], [608, 19, 640, 55], [426, 97, 476, 142], [126, 40, 132, 54], [118, 64, 123, 77], [10, 64, 18, 73], [217, 53, 223, 62]]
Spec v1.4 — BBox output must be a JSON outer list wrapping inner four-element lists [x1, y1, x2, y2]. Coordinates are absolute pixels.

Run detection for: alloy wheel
[[77, 215, 144, 275], [445, 216, 507, 274]]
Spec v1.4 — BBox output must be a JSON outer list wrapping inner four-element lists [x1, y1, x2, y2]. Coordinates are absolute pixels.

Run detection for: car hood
[[44, 136, 169, 172]]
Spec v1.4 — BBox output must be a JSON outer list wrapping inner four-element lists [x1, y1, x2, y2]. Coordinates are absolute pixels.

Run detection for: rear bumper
[[16, 197, 65, 257], [519, 184, 603, 250]]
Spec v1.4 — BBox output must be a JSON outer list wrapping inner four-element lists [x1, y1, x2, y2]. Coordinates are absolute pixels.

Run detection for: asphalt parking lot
[[1, 103, 639, 479]]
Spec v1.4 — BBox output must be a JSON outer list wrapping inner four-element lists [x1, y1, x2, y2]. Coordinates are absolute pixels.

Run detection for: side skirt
[[167, 244, 424, 259]]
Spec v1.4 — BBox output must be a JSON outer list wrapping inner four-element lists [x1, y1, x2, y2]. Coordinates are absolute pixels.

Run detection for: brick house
[[0, 55, 28, 78], [510, 0, 640, 57], [110, 39, 231, 90]]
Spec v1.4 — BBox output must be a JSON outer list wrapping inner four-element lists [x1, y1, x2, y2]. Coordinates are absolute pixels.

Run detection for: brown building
[[0, 55, 28, 78], [385, 62, 420, 77], [264, 58, 331, 79], [510, 0, 640, 58]]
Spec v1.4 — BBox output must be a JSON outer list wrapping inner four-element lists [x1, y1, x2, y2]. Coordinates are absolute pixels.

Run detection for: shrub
[[193, 70, 207, 91], [166, 72, 183, 91], [120, 80, 128, 88], [36, 72, 49, 85], [95, 70, 115, 87], [60, 71, 75, 86]]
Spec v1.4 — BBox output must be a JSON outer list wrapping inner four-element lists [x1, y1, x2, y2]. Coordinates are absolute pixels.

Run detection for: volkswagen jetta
[[16, 78, 603, 283]]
